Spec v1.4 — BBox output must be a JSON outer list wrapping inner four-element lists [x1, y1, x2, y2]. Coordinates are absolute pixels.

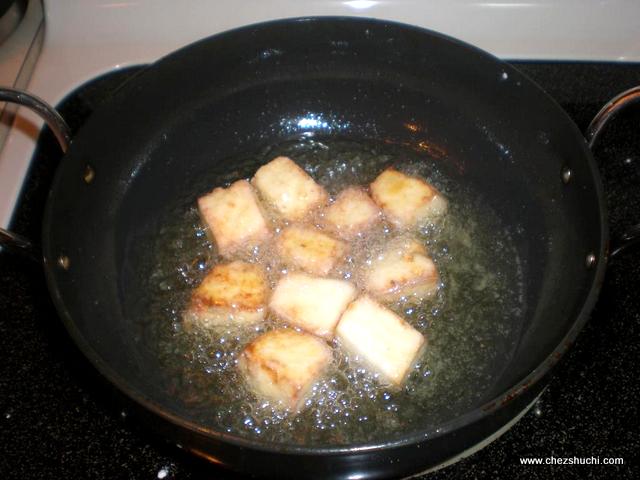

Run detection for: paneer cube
[[197, 180, 270, 257], [365, 237, 439, 303], [336, 296, 425, 386], [270, 273, 357, 339], [184, 261, 269, 329], [276, 225, 347, 276], [238, 329, 332, 410], [370, 168, 447, 228], [323, 187, 381, 239], [252, 156, 328, 221]]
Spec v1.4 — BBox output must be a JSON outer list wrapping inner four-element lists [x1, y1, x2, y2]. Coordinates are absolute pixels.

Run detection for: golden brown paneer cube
[[365, 237, 439, 304], [336, 296, 425, 386], [370, 168, 447, 228], [238, 329, 333, 410], [252, 156, 328, 221], [276, 225, 347, 276], [184, 261, 269, 330], [269, 273, 357, 339], [323, 187, 381, 240], [197, 180, 270, 257]]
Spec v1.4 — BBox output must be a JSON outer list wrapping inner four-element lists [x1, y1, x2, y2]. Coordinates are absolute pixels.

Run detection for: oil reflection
[[416, 140, 447, 158], [385, 137, 449, 161], [384, 123, 465, 173], [402, 122, 448, 159], [279, 113, 351, 134], [404, 122, 420, 133]]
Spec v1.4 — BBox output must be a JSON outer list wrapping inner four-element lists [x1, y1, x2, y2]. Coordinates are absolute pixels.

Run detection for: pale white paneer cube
[[238, 329, 333, 410], [184, 261, 269, 330], [365, 237, 439, 304], [370, 168, 447, 228], [270, 273, 357, 339], [323, 187, 381, 240], [197, 180, 270, 257], [336, 296, 425, 386], [276, 225, 347, 276], [252, 156, 328, 221]]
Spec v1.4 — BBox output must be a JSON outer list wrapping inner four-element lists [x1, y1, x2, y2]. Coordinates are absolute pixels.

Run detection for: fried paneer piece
[[323, 187, 381, 240], [365, 237, 439, 304], [370, 168, 447, 228], [276, 225, 347, 276], [252, 156, 328, 221], [238, 329, 332, 410], [197, 180, 270, 257], [184, 261, 268, 329], [336, 296, 425, 386], [270, 273, 357, 339]]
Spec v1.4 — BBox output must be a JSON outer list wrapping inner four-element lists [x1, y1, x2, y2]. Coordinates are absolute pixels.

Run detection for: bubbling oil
[[138, 136, 525, 446]]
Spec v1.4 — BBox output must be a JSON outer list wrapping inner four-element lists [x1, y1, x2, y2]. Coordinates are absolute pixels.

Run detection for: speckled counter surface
[[1, 62, 639, 479]]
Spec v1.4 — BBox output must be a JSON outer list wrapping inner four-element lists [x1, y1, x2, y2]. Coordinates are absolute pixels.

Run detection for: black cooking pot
[[1, 17, 639, 479]]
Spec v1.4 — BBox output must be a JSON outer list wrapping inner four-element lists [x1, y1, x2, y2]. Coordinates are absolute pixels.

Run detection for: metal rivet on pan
[[83, 164, 95, 184], [561, 166, 572, 184], [57, 255, 70, 270], [585, 253, 596, 269]]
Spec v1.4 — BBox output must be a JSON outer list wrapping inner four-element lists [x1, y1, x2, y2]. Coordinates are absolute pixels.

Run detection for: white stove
[[1, 0, 639, 228]]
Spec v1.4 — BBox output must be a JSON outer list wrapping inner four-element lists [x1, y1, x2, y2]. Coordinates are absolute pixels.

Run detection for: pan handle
[[0, 228, 37, 260], [0, 87, 71, 153], [585, 86, 640, 259], [0, 87, 72, 260]]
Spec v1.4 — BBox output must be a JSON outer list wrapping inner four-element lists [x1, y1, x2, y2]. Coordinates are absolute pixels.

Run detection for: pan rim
[[41, 15, 609, 457]]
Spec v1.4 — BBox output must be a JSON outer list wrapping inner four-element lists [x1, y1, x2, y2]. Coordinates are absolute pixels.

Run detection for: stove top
[[1, 61, 639, 479]]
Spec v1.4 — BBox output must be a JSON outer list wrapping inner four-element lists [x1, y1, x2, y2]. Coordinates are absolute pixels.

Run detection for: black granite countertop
[[1, 62, 639, 479]]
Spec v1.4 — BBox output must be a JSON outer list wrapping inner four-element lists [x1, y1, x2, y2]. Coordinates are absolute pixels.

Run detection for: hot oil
[[138, 136, 525, 446]]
